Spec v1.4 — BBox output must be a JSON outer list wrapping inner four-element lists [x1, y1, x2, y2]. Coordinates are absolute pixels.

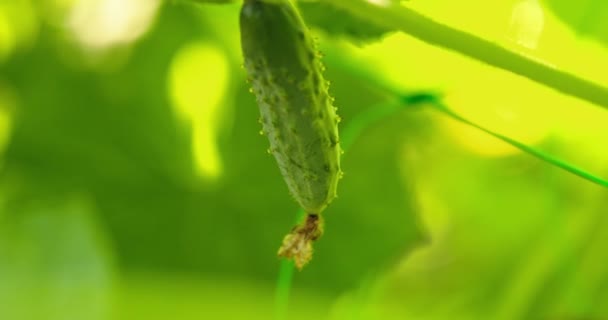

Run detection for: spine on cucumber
[[240, 0, 341, 268]]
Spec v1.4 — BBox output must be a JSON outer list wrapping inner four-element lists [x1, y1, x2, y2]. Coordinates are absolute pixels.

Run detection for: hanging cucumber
[[240, 0, 342, 269]]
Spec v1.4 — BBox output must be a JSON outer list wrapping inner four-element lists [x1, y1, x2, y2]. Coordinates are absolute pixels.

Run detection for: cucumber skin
[[240, 0, 341, 215]]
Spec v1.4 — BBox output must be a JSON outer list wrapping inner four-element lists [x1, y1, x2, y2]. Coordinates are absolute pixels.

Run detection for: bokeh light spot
[[508, 0, 545, 49], [168, 43, 230, 180], [0, 12, 15, 62], [0, 0, 39, 61], [67, 0, 160, 52]]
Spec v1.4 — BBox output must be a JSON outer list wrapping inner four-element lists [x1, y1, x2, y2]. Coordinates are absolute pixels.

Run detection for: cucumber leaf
[[544, 0, 608, 46], [299, 2, 395, 44]]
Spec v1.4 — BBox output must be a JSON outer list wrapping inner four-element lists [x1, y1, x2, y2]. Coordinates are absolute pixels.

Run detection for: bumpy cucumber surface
[[240, 0, 341, 268], [240, 0, 341, 215]]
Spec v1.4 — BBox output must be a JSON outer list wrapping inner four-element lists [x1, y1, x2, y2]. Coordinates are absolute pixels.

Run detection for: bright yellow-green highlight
[[357, 32, 551, 156], [168, 42, 229, 180], [0, 0, 39, 61], [354, 0, 608, 157], [0, 12, 16, 62], [441, 80, 551, 157]]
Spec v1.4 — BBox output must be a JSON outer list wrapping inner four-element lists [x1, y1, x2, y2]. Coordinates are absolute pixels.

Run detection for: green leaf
[[299, 2, 394, 44], [544, 0, 608, 46]]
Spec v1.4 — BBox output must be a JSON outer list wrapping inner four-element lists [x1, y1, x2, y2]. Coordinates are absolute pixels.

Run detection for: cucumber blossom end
[[277, 214, 324, 270]]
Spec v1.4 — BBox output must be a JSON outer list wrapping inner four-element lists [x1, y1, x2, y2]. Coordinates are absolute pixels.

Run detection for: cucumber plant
[[189, 0, 608, 272], [240, 0, 342, 269]]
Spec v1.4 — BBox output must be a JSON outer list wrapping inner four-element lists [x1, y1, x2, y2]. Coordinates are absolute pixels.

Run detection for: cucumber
[[240, 0, 341, 269]]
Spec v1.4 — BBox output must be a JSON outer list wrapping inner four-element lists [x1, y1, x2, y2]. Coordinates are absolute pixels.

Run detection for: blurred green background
[[1, 0, 608, 319]]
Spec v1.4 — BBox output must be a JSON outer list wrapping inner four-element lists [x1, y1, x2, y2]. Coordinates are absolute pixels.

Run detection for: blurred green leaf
[[544, 0, 608, 46], [299, 2, 394, 44]]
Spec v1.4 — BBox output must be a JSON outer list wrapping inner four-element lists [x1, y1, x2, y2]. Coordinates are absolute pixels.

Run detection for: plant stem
[[324, 0, 608, 110], [428, 100, 608, 188], [274, 208, 301, 320]]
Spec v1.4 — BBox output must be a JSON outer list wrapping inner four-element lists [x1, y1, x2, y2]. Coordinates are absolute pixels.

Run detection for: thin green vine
[[429, 100, 608, 188], [274, 211, 302, 320]]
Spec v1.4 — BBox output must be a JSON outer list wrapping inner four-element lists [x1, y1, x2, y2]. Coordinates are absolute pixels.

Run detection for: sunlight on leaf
[[441, 81, 552, 157], [343, 33, 553, 157], [299, 2, 393, 44], [338, 21, 608, 158], [544, 0, 608, 47], [399, 0, 608, 88], [537, 9, 608, 86], [405, 0, 518, 43], [168, 42, 230, 180]]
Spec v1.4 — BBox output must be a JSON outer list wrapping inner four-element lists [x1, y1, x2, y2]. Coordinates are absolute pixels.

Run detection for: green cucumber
[[240, 0, 341, 269]]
